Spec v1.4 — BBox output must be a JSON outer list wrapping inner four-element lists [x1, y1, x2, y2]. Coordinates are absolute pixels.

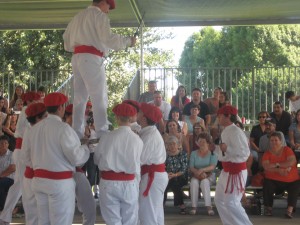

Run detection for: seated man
[[0, 135, 15, 212], [138, 80, 157, 103]]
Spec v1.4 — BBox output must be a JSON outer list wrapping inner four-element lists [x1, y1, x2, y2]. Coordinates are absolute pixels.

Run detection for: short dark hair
[[190, 104, 200, 110], [168, 107, 182, 120], [273, 101, 283, 107], [153, 91, 162, 95], [197, 132, 212, 144], [269, 132, 282, 141], [37, 86, 46, 92], [0, 135, 10, 143], [192, 88, 202, 93], [285, 91, 295, 99], [145, 117, 156, 126], [46, 106, 59, 113]]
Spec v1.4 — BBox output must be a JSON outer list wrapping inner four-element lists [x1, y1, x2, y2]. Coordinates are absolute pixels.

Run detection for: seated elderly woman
[[189, 132, 218, 216], [163, 136, 188, 215], [262, 132, 300, 218]]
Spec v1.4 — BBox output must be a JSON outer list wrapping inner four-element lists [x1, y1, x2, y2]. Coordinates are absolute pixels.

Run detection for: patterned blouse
[[165, 151, 188, 179]]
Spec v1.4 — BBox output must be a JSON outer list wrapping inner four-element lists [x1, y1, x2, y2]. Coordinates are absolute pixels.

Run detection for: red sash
[[33, 169, 73, 180], [15, 138, 23, 149], [101, 171, 135, 181], [141, 164, 165, 197], [76, 167, 85, 173], [24, 166, 34, 179], [74, 45, 104, 57], [222, 161, 247, 193]]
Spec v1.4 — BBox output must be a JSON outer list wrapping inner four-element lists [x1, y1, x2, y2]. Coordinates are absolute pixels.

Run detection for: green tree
[[178, 25, 300, 119]]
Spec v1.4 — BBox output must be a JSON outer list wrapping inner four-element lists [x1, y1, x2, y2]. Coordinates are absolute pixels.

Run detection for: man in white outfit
[[21, 102, 48, 225], [64, 104, 96, 225], [214, 105, 253, 225], [137, 103, 168, 225], [63, 0, 136, 139], [25, 92, 90, 225], [94, 103, 143, 225], [0, 91, 40, 225]]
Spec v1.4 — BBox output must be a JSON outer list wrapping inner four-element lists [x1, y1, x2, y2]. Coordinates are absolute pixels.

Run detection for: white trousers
[[71, 53, 109, 139], [22, 177, 38, 225], [139, 172, 168, 225], [99, 179, 139, 225], [190, 177, 212, 207], [214, 169, 253, 225], [0, 149, 25, 223], [74, 172, 96, 225], [32, 177, 76, 225]]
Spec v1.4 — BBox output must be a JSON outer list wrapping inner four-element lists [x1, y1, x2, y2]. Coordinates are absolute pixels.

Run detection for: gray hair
[[165, 135, 179, 145]]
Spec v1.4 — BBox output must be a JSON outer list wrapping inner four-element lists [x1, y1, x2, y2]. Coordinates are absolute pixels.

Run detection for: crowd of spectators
[[137, 82, 300, 217]]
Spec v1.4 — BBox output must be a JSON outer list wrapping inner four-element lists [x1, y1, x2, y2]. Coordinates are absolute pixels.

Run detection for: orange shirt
[[262, 146, 300, 182]]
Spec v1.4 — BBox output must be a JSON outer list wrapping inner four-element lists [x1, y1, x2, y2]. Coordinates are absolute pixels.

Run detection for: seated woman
[[189, 132, 218, 216], [262, 132, 300, 218], [289, 108, 300, 161], [9, 85, 24, 110], [163, 136, 188, 215], [170, 85, 190, 113], [189, 122, 206, 152], [164, 119, 190, 155], [168, 107, 188, 136], [184, 104, 205, 135]]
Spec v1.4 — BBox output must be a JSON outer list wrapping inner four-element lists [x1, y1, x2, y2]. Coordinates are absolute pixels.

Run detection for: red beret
[[86, 101, 92, 107], [122, 100, 140, 111], [25, 103, 46, 117], [217, 105, 238, 116], [140, 103, 162, 123], [107, 0, 115, 10], [112, 103, 137, 117], [44, 92, 68, 107], [65, 104, 73, 114], [21, 91, 41, 103]]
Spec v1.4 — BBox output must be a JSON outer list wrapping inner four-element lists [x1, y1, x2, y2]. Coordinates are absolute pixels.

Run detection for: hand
[[130, 37, 137, 47], [278, 168, 290, 176], [219, 143, 227, 152], [168, 172, 176, 179]]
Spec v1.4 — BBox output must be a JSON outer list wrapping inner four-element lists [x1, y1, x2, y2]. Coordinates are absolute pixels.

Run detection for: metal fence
[[0, 70, 73, 102], [126, 66, 300, 122], [2, 66, 300, 123]]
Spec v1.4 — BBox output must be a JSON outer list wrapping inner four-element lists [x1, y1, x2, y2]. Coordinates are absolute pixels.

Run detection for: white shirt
[[139, 126, 166, 165], [63, 6, 131, 56], [148, 101, 171, 121], [14, 106, 30, 139], [0, 150, 14, 179], [216, 123, 250, 163], [21, 126, 32, 168], [26, 114, 90, 172], [94, 126, 143, 175], [289, 98, 300, 112], [130, 122, 141, 134]]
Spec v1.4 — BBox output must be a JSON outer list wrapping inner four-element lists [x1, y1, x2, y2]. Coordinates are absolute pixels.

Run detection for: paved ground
[[11, 197, 300, 225]]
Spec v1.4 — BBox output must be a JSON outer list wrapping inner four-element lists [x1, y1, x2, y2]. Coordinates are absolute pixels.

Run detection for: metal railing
[[126, 66, 300, 122], [0, 70, 73, 102], [2, 66, 300, 123]]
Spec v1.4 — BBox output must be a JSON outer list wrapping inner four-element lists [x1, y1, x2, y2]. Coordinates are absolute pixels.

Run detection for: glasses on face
[[259, 116, 266, 118]]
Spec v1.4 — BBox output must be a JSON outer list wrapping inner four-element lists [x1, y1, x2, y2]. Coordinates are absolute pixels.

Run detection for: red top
[[170, 96, 190, 109], [262, 146, 300, 182]]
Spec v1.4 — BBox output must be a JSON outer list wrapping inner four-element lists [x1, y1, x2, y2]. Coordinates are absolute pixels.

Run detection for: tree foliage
[[0, 28, 174, 124], [178, 25, 300, 119]]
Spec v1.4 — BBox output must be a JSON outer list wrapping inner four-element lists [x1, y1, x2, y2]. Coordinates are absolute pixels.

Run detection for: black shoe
[[94, 193, 99, 199]]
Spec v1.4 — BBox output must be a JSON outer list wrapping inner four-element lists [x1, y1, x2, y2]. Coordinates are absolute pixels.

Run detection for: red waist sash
[[33, 169, 73, 180], [141, 163, 165, 197], [15, 138, 23, 149], [76, 167, 85, 173], [74, 45, 104, 57], [101, 171, 135, 181], [24, 166, 34, 179], [222, 161, 247, 194]]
